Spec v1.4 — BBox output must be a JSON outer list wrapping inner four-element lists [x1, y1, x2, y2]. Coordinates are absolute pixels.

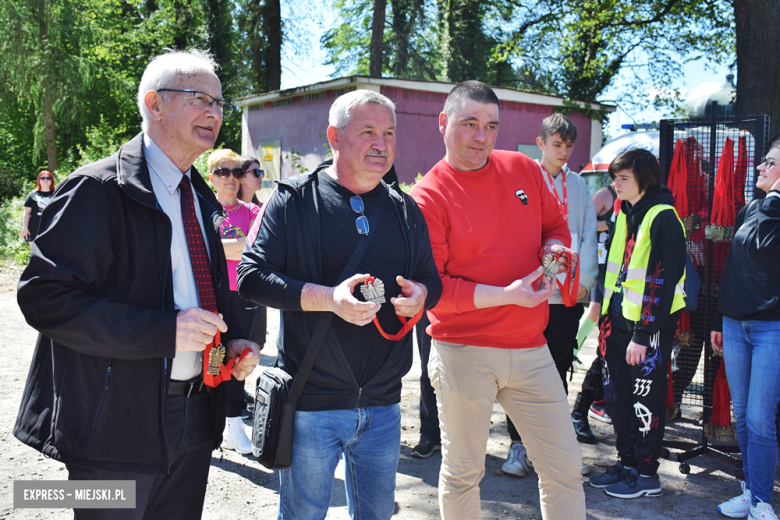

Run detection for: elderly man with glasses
[[238, 89, 441, 520], [15, 49, 260, 520]]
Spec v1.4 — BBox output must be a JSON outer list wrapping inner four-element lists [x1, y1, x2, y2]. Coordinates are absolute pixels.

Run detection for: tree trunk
[[734, 0, 780, 140], [37, 0, 57, 171], [264, 0, 281, 90], [369, 0, 386, 77], [42, 90, 58, 171]]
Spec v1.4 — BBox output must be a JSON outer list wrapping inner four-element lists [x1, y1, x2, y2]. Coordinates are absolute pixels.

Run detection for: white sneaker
[[749, 501, 778, 520], [222, 416, 252, 455], [581, 463, 591, 476], [502, 443, 529, 478], [718, 481, 751, 518]]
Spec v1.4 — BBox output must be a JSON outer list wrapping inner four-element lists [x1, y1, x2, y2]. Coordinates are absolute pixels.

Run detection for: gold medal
[[206, 344, 225, 375], [542, 254, 560, 281]]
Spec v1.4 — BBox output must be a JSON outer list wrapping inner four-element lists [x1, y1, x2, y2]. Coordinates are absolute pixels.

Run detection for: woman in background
[[713, 140, 780, 520], [21, 170, 56, 242], [238, 156, 264, 206], [208, 149, 266, 455]]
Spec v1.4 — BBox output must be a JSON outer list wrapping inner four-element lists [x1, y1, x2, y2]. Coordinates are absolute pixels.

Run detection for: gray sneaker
[[502, 443, 530, 478], [589, 461, 632, 488]]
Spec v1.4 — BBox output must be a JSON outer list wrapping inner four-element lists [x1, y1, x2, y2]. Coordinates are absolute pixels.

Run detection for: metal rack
[[658, 113, 770, 475]]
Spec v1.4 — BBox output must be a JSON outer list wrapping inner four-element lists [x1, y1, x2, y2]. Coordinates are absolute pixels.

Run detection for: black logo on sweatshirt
[[515, 189, 528, 205]]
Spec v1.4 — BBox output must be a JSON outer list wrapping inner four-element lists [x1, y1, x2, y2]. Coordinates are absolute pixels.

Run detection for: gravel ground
[[0, 263, 776, 519]]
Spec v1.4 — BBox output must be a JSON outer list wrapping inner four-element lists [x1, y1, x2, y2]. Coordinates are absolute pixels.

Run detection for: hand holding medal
[[358, 275, 425, 341], [538, 243, 580, 307]]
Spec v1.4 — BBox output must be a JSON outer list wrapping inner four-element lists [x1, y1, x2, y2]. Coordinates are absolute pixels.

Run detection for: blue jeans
[[723, 317, 780, 505], [278, 404, 401, 520]]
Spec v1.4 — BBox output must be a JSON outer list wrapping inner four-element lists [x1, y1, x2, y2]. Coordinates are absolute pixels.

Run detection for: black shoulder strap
[[286, 187, 389, 404]]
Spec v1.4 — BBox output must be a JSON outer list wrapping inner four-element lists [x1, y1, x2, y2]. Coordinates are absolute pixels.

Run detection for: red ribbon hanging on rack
[[710, 138, 736, 227], [734, 136, 748, 212], [711, 360, 732, 427], [667, 139, 689, 217]]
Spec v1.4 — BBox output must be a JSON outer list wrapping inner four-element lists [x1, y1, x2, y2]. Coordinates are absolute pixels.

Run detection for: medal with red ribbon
[[538, 161, 568, 222], [539, 248, 580, 307], [202, 318, 254, 388], [361, 276, 423, 341]]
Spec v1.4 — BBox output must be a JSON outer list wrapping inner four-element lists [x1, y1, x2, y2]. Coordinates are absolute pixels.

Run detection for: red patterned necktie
[[179, 175, 218, 313]]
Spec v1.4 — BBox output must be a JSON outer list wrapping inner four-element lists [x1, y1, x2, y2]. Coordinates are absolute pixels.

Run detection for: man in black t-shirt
[[237, 90, 442, 520]]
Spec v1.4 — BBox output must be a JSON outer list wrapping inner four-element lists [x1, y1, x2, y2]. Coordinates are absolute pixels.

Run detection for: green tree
[[0, 0, 91, 172]]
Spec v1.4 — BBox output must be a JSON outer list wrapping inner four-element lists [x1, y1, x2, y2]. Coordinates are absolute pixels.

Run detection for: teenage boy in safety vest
[[588, 148, 687, 499], [501, 113, 599, 478]]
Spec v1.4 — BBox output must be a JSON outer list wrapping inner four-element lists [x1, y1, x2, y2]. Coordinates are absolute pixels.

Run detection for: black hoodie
[[606, 185, 687, 346], [714, 191, 780, 329]]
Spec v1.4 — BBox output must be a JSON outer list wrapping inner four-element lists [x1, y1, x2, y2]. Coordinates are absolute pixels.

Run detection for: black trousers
[[226, 291, 267, 417], [600, 312, 679, 476], [508, 303, 583, 442], [416, 312, 440, 443], [67, 391, 214, 520]]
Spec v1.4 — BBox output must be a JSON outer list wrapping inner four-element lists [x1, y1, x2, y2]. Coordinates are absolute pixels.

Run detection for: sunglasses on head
[[212, 167, 245, 179], [245, 168, 264, 178]]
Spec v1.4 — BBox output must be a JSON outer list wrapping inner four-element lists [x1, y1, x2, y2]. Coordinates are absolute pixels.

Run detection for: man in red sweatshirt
[[410, 80, 586, 520]]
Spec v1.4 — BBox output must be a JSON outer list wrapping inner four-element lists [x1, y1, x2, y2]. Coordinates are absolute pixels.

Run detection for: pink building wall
[[244, 85, 594, 185]]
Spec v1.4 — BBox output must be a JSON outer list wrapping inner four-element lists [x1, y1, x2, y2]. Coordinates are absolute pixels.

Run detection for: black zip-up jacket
[[14, 133, 239, 474], [714, 191, 780, 329], [237, 168, 442, 411], [607, 186, 686, 346]]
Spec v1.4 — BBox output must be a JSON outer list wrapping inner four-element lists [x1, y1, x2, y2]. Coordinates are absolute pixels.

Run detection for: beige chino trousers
[[429, 340, 586, 520]]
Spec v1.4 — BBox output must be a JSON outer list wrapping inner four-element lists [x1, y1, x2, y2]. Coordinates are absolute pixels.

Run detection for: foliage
[[398, 172, 422, 193], [0, 197, 32, 265], [193, 148, 218, 193], [285, 148, 310, 175]]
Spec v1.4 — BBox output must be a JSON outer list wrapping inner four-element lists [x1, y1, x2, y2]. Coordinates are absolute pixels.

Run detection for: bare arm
[[300, 273, 380, 326], [221, 237, 247, 261], [21, 207, 32, 239]]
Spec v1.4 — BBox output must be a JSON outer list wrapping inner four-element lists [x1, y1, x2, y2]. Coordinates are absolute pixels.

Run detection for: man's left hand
[[626, 341, 647, 365], [577, 284, 588, 300], [542, 243, 572, 273], [390, 276, 427, 317], [226, 339, 262, 381]]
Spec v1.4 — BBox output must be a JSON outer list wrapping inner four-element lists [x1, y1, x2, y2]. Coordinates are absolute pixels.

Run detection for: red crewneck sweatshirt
[[410, 150, 571, 349]]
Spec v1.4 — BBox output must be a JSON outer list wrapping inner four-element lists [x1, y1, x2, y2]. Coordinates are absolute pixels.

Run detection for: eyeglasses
[[212, 167, 245, 179], [761, 156, 779, 169], [245, 168, 264, 178], [156, 88, 237, 118], [350, 196, 369, 235], [40, 176, 53, 181]]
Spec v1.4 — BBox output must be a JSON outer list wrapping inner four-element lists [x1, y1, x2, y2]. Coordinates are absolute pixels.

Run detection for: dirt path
[[0, 267, 770, 519]]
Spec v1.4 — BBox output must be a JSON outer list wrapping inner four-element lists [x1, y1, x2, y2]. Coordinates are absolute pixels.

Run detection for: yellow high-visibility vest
[[602, 204, 687, 321]]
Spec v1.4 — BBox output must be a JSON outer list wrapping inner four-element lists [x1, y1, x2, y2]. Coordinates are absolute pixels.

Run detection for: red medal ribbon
[[369, 277, 424, 341], [372, 309, 423, 341], [539, 248, 580, 307], [538, 161, 568, 222], [202, 328, 254, 388]]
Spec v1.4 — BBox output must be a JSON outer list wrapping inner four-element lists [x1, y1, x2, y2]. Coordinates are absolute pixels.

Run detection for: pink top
[[219, 201, 261, 291]]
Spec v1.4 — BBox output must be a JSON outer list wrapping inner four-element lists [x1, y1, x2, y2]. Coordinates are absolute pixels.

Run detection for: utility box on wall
[[257, 140, 280, 203]]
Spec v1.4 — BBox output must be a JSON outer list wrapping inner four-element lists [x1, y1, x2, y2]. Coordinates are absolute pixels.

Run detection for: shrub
[[0, 196, 31, 265]]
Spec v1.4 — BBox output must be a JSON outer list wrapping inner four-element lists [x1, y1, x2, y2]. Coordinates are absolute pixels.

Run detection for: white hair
[[328, 90, 396, 129], [137, 48, 220, 132]]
